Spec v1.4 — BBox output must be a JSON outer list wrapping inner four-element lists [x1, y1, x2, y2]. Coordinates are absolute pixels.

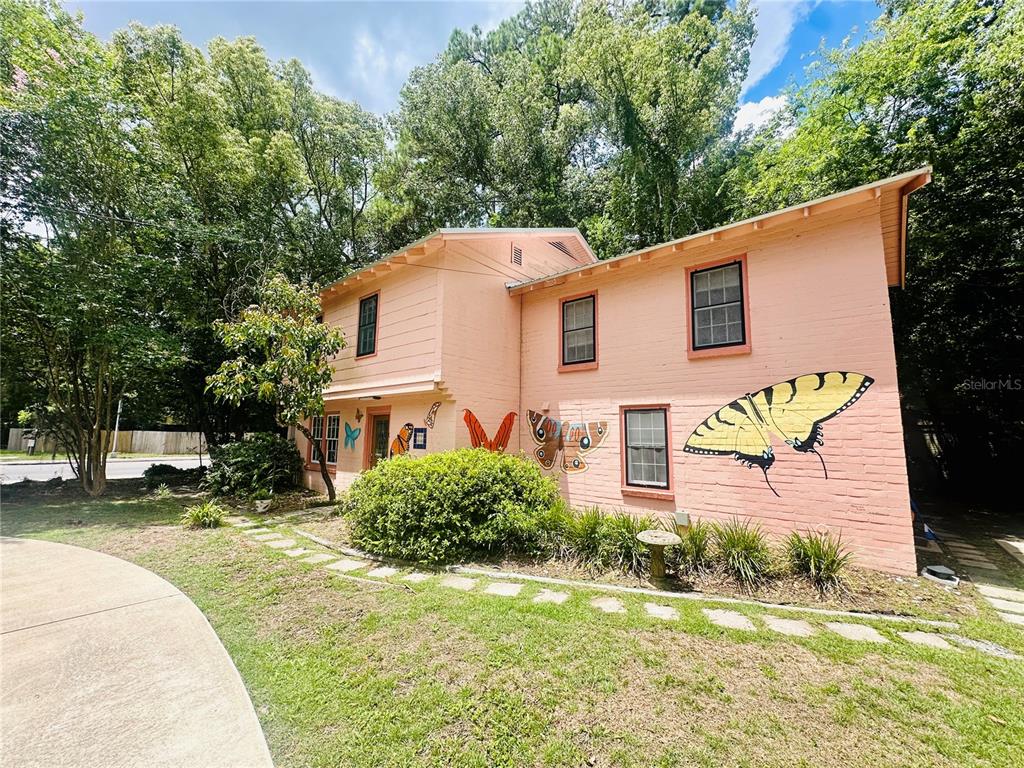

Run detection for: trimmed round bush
[[346, 448, 559, 563]]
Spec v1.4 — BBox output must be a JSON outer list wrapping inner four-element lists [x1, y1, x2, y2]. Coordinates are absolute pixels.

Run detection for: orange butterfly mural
[[389, 422, 414, 458], [527, 410, 608, 473], [463, 410, 516, 452]]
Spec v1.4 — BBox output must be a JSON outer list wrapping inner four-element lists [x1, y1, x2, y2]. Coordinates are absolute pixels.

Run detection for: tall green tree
[[733, 0, 1023, 496]]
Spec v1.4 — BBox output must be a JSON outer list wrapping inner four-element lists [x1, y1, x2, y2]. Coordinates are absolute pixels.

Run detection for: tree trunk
[[295, 422, 335, 502]]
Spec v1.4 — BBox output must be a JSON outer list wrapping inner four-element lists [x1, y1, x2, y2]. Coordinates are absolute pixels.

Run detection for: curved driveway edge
[[0, 537, 274, 768]]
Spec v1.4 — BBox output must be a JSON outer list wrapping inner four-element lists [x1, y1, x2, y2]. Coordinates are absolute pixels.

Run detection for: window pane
[[326, 415, 340, 464], [357, 295, 377, 356], [624, 409, 669, 488], [562, 296, 595, 364], [692, 262, 745, 349]]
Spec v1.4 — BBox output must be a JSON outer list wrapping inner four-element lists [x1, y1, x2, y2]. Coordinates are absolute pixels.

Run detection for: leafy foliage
[[668, 520, 714, 575], [785, 530, 852, 594], [203, 432, 302, 497], [346, 449, 559, 563], [712, 518, 772, 588], [143, 463, 205, 488], [180, 500, 226, 529]]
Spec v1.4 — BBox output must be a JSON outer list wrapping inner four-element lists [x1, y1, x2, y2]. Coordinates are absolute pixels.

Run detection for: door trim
[[362, 405, 391, 470]]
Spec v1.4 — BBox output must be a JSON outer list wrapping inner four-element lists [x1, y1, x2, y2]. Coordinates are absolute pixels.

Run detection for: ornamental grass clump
[[181, 500, 226, 529], [786, 530, 852, 594], [669, 519, 713, 575], [713, 518, 773, 588]]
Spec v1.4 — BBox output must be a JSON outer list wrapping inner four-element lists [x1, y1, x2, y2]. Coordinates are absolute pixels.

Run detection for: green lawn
[[3, 493, 1023, 768]]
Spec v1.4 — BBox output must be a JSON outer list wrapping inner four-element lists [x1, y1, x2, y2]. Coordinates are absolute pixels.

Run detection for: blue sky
[[67, 1, 882, 127]]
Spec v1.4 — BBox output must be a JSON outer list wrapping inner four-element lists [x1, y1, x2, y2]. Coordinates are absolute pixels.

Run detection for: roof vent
[[511, 244, 523, 266], [547, 240, 572, 257]]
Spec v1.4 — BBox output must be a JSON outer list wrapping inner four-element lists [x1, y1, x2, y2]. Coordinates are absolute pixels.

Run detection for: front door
[[368, 414, 390, 469]]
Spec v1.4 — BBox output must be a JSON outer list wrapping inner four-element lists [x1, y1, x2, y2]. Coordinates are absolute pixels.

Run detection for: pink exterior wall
[[518, 200, 916, 574]]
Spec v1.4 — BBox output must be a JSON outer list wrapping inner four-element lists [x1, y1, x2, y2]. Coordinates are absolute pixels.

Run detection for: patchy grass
[[2, 492, 1023, 768]]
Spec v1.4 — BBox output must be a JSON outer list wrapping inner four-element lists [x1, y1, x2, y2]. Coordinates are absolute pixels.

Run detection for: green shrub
[[203, 433, 301, 497], [785, 530, 852, 593], [598, 511, 654, 576], [152, 483, 173, 500], [181, 500, 226, 529], [669, 519, 713, 574], [564, 506, 607, 567], [346, 448, 559, 563], [713, 518, 773, 588]]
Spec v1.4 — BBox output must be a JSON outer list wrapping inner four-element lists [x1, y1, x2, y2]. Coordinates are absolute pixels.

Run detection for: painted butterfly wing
[[344, 422, 361, 450], [463, 409, 491, 449], [754, 372, 874, 452], [561, 421, 609, 473], [490, 411, 517, 453], [683, 398, 774, 469], [424, 401, 441, 429], [527, 410, 561, 470]]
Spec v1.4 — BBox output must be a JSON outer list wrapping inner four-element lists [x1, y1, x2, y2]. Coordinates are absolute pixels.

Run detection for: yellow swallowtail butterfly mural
[[683, 371, 874, 496]]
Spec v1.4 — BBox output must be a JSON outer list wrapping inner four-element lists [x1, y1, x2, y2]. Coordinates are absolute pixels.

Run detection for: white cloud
[[733, 94, 787, 134], [743, 1, 817, 95], [351, 30, 417, 113]]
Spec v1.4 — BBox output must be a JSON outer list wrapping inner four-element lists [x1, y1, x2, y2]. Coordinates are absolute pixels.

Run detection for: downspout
[[517, 290, 524, 454]]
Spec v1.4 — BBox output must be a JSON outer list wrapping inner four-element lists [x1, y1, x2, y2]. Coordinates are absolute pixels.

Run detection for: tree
[[732, 0, 1023, 497], [206, 274, 345, 500]]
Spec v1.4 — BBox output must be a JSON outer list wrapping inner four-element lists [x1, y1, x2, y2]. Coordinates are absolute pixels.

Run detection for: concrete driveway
[[0, 537, 273, 768]]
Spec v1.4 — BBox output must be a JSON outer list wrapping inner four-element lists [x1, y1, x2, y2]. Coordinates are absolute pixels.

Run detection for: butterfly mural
[[683, 371, 874, 497], [344, 422, 361, 450], [355, 408, 364, 423], [390, 422, 415, 458], [463, 410, 516, 452], [424, 401, 442, 429], [527, 410, 608, 473]]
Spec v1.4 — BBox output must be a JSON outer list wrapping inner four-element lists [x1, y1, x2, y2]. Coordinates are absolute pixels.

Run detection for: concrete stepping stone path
[[986, 597, 1024, 615], [703, 609, 756, 631], [265, 539, 297, 549], [533, 589, 569, 605], [591, 597, 626, 614], [366, 566, 399, 579], [484, 582, 523, 597], [825, 622, 888, 643], [253, 533, 284, 541], [244, 528, 271, 535], [326, 559, 368, 573], [283, 548, 309, 557], [996, 538, 1024, 567], [440, 575, 476, 591], [897, 631, 955, 650], [402, 572, 432, 584], [644, 603, 678, 621], [977, 583, 1024, 602], [998, 612, 1024, 626], [945, 634, 1021, 660], [762, 615, 815, 637], [300, 553, 337, 565]]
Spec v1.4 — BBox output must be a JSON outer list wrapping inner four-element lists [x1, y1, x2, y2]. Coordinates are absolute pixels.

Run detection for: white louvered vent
[[511, 244, 523, 266]]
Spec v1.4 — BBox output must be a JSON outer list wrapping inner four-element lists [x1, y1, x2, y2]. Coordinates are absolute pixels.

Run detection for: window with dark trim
[[356, 294, 378, 357], [308, 415, 324, 463], [562, 295, 596, 365], [691, 261, 745, 350], [624, 408, 669, 489]]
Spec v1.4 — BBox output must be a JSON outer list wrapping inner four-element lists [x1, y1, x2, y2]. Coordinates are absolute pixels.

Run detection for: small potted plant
[[252, 488, 273, 514]]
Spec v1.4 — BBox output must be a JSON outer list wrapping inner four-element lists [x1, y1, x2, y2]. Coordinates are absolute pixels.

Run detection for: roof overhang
[[323, 372, 444, 400], [507, 167, 932, 295], [320, 227, 596, 298]]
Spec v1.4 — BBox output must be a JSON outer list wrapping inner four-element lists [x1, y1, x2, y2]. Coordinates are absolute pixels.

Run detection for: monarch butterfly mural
[[527, 410, 608, 473], [389, 423, 415, 458], [683, 371, 874, 496], [463, 410, 516, 452]]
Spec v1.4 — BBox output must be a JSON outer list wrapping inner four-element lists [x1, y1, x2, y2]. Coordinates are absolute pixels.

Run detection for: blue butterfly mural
[[344, 422, 361, 450]]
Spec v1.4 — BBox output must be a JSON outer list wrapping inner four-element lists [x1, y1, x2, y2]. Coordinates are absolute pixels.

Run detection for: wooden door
[[368, 414, 390, 469]]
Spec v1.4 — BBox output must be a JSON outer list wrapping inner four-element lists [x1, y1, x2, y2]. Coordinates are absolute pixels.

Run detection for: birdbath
[[637, 529, 682, 579]]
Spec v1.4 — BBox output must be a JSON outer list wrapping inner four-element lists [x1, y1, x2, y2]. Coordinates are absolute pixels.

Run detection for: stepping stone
[[703, 608, 756, 631], [366, 566, 399, 578], [996, 538, 1024, 566], [897, 631, 955, 650], [232, 521, 258, 528], [998, 612, 1024, 626], [253, 533, 284, 541], [244, 528, 271, 535], [402, 572, 432, 583], [762, 615, 816, 637], [959, 560, 1000, 571], [533, 589, 569, 605], [825, 622, 889, 644], [225, 516, 248, 523], [977, 583, 1024, 602], [484, 582, 522, 597], [439, 575, 476, 591], [644, 603, 678, 621], [985, 597, 1024, 615], [265, 538, 297, 549], [300, 553, 337, 565], [945, 634, 1021, 660], [283, 548, 308, 557], [591, 597, 626, 614], [325, 559, 368, 573]]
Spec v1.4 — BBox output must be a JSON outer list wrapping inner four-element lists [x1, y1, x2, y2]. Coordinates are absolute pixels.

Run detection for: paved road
[[0, 537, 274, 768], [0, 456, 203, 484]]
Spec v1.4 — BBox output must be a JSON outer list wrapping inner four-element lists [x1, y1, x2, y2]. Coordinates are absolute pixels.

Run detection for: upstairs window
[[356, 293, 379, 357], [691, 261, 745, 350], [562, 294, 596, 366]]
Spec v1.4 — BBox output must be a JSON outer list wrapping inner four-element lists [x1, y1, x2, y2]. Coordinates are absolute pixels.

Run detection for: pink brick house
[[299, 168, 931, 574]]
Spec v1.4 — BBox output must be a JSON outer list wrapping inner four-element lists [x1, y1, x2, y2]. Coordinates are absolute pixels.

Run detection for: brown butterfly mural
[[463, 410, 516, 452], [389, 423, 414, 458], [527, 410, 608, 473]]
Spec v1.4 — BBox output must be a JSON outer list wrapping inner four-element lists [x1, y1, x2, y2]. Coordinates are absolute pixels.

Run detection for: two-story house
[[300, 168, 931, 575]]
